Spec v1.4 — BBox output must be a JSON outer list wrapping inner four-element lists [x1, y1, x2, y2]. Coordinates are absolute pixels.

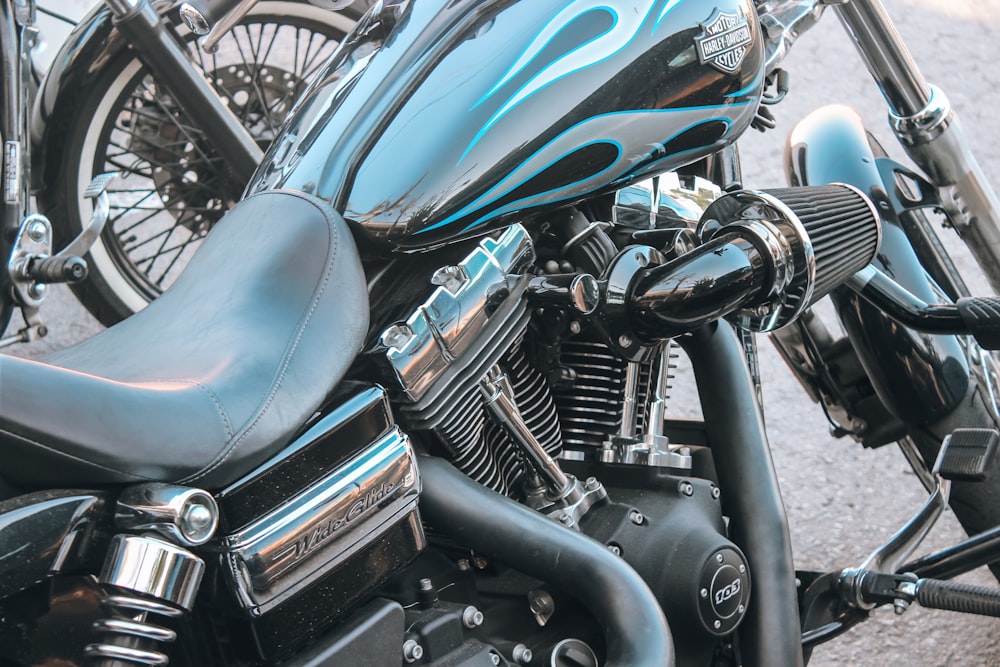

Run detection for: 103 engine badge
[[695, 8, 753, 73]]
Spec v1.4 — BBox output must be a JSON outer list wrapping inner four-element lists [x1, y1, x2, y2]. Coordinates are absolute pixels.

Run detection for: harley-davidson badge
[[695, 8, 753, 74]]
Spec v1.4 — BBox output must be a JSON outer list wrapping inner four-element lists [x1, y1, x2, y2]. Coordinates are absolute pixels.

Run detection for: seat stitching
[[112, 378, 234, 442], [181, 191, 339, 484], [191, 381, 234, 439], [1, 378, 232, 483], [0, 426, 158, 481]]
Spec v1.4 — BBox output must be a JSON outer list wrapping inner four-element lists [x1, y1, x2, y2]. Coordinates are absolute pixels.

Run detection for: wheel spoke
[[71, 9, 348, 310]]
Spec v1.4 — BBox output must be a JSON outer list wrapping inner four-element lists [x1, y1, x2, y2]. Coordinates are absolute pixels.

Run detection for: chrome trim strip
[[218, 427, 420, 615]]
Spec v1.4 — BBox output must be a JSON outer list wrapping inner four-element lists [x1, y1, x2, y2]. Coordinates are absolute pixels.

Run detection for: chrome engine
[[359, 175, 762, 664]]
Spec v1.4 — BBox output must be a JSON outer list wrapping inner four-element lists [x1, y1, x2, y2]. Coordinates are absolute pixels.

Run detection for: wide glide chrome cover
[[216, 427, 421, 616], [250, 0, 765, 248]]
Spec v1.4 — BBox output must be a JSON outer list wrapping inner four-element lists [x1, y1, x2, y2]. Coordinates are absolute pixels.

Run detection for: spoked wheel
[[39, 2, 354, 326]]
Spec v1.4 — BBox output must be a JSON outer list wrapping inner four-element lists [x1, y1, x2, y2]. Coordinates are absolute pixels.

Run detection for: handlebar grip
[[956, 296, 1000, 350], [916, 578, 1000, 617], [27, 255, 89, 284]]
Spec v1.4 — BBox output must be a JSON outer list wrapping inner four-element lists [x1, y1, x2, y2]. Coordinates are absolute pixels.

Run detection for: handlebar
[[847, 265, 1000, 350]]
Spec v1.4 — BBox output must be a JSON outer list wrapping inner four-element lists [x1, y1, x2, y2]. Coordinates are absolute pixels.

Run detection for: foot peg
[[841, 428, 967, 609], [860, 571, 1000, 618], [6, 173, 117, 307], [937, 428, 999, 482]]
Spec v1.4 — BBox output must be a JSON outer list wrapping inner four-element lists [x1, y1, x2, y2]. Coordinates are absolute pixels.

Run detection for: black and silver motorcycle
[[6, 0, 1000, 665]]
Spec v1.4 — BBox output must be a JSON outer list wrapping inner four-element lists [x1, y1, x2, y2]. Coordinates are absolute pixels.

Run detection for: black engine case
[[574, 464, 750, 666]]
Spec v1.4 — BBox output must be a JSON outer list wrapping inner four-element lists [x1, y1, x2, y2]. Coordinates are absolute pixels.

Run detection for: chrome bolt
[[700, 588, 709, 599], [431, 265, 469, 293], [458, 558, 472, 572], [490, 651, 502, 665], [26, 219, 47, 242], [569, 321, 582, 334], [618, 334, 633, 347], [512, 644, 533, 664], [462, 605, 484, 629], [607, 544, 622, 556], [403, 639, 423, 663], [584, 476, 600, 491], [559, 513, 573, 526], [381, 323, 415, 351], [739, 564, 746, 574], [710, 486, 721, 500], [528, 590, 554, 617], [716, 553, 724, 564], [893, 599, 910, 615], [27, 282, 46, 299], [738, 604, 745, 614], [679, 481, 695, 497], [714, 620, 722, 630], [628, 510, 644, 526], [180, 501, 215, 543], [473, 555, 489, 570]]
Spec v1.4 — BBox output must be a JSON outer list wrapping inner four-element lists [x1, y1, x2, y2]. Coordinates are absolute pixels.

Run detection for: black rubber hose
[[678, 322, 804, 667], [417, 456, 674, 667]]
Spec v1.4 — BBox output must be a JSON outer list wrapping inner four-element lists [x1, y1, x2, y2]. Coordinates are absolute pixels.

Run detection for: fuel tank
[[249, 0, 765, 248]]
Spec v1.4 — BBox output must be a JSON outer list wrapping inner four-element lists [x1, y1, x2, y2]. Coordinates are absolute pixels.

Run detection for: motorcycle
[[1, 0, 357, 344], [6, 0, 1000, 665]]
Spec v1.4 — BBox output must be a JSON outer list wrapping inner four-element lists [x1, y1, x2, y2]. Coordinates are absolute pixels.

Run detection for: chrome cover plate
[[380, 224, 535, 402], [217, 427, 422, 616], [613, 173, 723, 229]]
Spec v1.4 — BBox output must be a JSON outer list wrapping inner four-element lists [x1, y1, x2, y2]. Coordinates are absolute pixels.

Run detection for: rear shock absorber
[[88, 589, 184, 665], [85, 483, 218, 666], [85, 535, 204, 666]]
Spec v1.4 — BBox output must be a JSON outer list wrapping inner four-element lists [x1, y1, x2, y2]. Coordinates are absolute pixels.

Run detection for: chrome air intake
[[696, 183, 882, 331], [625, 184, 881, 340]]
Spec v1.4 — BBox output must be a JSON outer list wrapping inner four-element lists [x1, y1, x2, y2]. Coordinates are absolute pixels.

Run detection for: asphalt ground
[[9, 1, 1000, 664]]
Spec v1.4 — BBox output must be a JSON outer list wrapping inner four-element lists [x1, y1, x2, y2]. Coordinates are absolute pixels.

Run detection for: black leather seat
[[0, 190, 369, 490]]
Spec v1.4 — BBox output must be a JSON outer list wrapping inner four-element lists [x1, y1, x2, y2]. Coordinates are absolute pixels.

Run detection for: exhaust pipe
[[417, 456, 674, 667]]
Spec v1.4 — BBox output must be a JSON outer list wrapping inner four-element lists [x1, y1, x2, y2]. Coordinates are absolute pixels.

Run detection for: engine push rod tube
[[417, 456, 674, 667]]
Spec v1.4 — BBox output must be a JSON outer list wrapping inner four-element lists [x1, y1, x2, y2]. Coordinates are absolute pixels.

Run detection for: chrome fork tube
[[835, 0, 1000, 293], [833, 0, 929, 116]]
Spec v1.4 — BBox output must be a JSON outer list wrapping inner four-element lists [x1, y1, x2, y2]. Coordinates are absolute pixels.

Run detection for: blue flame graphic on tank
[[250, 0, 765, 248]]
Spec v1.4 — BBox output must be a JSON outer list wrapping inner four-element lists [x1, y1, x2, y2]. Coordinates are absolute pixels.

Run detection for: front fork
[[834, 0, 1000, 295]]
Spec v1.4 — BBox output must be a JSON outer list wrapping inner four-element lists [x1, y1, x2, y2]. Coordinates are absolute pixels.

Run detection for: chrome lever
[[839, 439, 955, 609], [59, 172, 118, 260]]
